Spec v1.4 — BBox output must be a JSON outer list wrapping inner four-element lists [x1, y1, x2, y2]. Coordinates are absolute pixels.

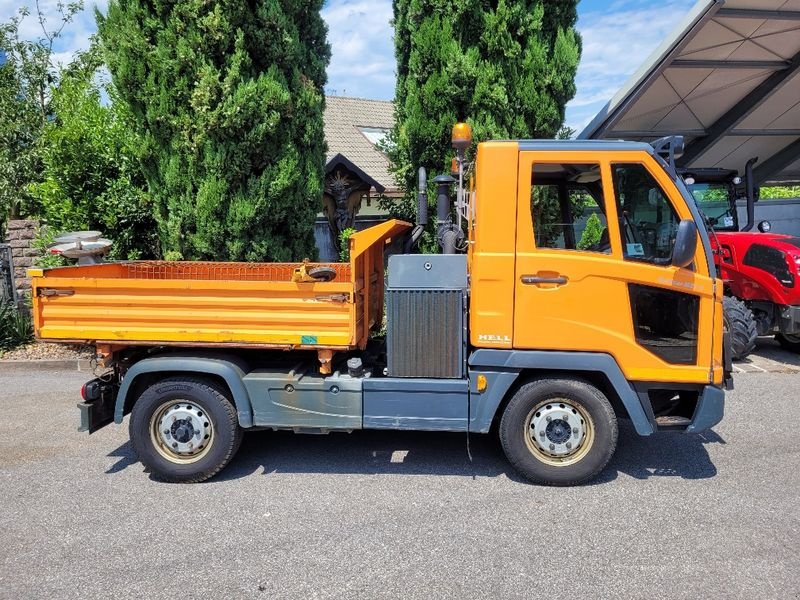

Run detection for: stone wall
[[3, 219, 40, 302]]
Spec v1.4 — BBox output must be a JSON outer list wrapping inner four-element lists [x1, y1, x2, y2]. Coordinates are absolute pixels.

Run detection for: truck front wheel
[[776, 333, 800, 353], [129, 377, 243, 483], [499, 378, 618, 486]]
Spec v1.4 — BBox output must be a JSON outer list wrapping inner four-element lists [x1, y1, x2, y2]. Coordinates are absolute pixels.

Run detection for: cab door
[[512, 150, 716, 385]]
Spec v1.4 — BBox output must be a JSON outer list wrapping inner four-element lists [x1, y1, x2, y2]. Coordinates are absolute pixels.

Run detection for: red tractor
[[682, 158, 800, 360]]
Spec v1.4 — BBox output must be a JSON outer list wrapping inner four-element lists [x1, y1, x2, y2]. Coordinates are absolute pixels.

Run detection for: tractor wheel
[[776, 333, 800, 353], [723, 296, 757, 360]]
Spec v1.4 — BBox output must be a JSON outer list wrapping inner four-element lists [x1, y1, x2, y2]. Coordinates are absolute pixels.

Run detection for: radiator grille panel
[[387, 289, 464, 378]]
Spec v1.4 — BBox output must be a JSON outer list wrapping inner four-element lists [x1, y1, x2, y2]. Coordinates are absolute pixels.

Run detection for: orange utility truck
[[30, 128, 731, 486]]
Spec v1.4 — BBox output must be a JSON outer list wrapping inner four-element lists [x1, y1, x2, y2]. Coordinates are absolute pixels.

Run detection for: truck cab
[[32, 132, 728, 486], [471, 140, 724, 384]]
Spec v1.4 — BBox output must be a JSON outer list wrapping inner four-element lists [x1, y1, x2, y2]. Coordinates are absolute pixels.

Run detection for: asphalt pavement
[[0, 352, 799, 599]]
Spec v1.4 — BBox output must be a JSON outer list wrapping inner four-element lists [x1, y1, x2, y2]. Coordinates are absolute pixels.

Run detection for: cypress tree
[[388, 0, 581, 215], [98, 1, 330, 261]]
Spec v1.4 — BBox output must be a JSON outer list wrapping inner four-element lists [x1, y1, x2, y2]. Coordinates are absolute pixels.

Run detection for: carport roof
[[579, 0, 800, 184]]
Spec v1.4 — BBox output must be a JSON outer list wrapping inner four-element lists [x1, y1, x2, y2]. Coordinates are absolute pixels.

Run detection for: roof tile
[[324, 96, 397, 192]]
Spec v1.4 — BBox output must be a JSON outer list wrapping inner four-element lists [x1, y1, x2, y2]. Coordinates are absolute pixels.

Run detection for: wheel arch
[[114, 356, 254, 428], [468, 350, 654, 436]]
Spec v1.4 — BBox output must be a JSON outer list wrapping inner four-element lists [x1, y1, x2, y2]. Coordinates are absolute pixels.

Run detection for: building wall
[[735, 199, 800, 237], [2, 220, 39, 304]]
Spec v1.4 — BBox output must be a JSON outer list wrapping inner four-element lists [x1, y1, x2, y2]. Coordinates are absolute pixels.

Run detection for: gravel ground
[[0, 366, 798, 599], [0, 342, 94, 361]]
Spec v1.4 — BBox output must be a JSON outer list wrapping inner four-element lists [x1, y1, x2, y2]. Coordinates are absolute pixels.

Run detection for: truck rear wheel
[[723, 296, 757, 360], [499, 378, 617, 486], [130, 377, 243, 483]]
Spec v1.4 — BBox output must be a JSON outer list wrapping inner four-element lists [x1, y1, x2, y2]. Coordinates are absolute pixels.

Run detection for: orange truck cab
[[31, 132, 729, 486]]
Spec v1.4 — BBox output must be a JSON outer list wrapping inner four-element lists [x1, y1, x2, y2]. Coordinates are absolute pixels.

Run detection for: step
[[655, 415, 692, 428]]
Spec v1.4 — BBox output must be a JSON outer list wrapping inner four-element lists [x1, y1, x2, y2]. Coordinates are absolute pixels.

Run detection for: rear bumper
[[77, 378, 116, 434], [777, 304, 800, 335], [685, 385, 725, 434]]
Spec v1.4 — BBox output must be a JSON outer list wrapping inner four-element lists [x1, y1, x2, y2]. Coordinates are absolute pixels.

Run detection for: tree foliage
[[99, 0, 330, 262], [0, 2, 84, 227], [577, 212, 604, 250], [387, 0, 581, 217], [760, 185, 800, 200], [28, 44, 158, 260]]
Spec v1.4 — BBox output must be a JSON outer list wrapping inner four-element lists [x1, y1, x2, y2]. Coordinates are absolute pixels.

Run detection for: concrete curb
[[0, 359, 93, 372]]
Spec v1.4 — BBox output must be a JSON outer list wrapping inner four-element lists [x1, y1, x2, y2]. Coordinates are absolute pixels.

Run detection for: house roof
[[326, 153, 385, 194], [579, 0, 800, 185], [324, 96, 397, 192]]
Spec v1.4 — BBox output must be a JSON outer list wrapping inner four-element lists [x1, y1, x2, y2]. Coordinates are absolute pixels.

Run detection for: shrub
[[338, 227, 356, 262], [0, 301, 33, 350], [28, 45, 159, 261]]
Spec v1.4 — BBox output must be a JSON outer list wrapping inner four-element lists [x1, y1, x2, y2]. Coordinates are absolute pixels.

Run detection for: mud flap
[[722, 330, 734, 391]]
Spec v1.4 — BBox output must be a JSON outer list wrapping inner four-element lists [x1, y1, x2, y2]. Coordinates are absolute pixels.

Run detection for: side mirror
[[672, 219, 697, 268], [758, 220, 771, 233]]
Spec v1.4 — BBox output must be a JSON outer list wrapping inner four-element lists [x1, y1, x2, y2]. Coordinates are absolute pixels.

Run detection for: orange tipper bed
[[30, 220, 411, 371]]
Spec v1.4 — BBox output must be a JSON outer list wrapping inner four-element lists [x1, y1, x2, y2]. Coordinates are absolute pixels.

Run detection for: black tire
[[308, 266, 337, 281], [723, 296, 757, 360], [499, 378, 618, 486], [129, 377, 243, 483], [776, 333, 800, 353]]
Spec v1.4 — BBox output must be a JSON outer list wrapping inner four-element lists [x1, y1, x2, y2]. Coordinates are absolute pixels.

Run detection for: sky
[[1, 0, 698, 135]]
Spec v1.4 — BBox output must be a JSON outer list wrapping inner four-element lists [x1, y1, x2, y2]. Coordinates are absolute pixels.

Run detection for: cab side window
[[611, 163, 680, 265], [531, 163, 610, 253]]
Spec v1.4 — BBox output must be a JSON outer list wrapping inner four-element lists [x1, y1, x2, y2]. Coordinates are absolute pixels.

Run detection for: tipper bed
[[30, 220, 411, 372]]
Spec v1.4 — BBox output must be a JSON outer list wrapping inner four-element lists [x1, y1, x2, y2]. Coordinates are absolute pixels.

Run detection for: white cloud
[[0, 0, 104, 63], [322, 0, 395, 99], [565, 0, 695, 134]]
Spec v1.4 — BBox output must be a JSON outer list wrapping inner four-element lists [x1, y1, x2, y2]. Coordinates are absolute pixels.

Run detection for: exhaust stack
[[433, 174, 457, 254], [741, 157, 758, 232]]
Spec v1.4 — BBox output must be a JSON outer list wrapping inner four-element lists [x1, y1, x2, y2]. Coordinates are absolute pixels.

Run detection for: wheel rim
[[523, 398, 595, 467], [149, 400, 214, 464]]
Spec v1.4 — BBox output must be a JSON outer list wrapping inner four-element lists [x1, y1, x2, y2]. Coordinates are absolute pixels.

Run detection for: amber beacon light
[[451, 122, 473, 151]]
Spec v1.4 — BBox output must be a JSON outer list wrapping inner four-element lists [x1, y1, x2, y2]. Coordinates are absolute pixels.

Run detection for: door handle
[[520, 275, 568, 285], [38, 288, 75, 297]]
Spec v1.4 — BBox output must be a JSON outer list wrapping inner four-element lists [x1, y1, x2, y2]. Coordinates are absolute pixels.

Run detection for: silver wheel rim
[[150, 401, 214, 464], [524, 398, 594, 467]]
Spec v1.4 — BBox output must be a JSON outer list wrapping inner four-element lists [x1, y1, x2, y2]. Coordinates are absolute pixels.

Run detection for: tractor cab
[[680, 157, 772, 235], [679, 159, 800, 359], [680, 167, 742, 232]]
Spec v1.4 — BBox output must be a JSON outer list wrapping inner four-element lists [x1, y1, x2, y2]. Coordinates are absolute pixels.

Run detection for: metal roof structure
[[579, 0, 800, 184]]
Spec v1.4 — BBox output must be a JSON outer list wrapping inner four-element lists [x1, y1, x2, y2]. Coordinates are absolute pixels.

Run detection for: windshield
[[686, 182, 738, 231]]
